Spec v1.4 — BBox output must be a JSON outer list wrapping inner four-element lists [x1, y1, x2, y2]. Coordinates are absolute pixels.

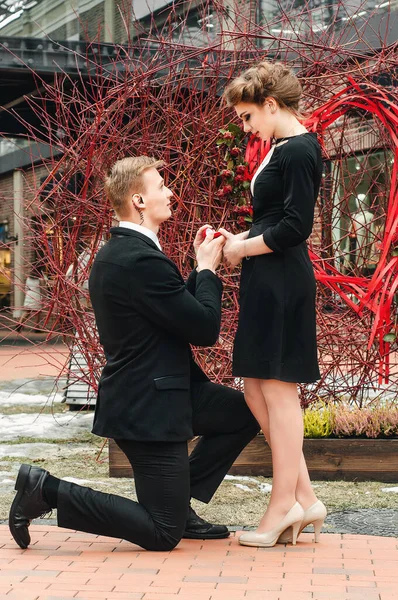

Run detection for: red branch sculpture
[[1, 0, 397, 408]]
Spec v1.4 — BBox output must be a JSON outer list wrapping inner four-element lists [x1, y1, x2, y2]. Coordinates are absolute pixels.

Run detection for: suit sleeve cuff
[[197, 268, 223, 292]]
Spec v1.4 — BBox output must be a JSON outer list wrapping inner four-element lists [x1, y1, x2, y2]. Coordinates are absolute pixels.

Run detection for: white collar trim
[[118, 221, 162, 250]]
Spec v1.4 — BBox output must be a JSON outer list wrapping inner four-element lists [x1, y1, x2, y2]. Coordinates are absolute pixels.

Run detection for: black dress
[[232, 132, 323, 383]]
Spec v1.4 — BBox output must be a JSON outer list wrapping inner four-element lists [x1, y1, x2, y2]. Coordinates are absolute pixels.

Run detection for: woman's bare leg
[[244, 378, 317, 512], [244, 378, 317, 532]]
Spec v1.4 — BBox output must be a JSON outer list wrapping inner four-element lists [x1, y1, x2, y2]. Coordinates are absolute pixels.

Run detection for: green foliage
[[303, 402, 334, 438], [383, 332, 396, 343]]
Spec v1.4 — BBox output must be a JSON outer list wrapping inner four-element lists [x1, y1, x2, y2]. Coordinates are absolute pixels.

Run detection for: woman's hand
[[218, 228, 246, 268], [234, 230, 250, 241]]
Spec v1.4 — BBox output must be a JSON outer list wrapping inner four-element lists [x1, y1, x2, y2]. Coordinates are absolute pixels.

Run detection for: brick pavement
[[0, 526, 396, 600], [0, 343, 67, 381], [0, 339, 397, 598]]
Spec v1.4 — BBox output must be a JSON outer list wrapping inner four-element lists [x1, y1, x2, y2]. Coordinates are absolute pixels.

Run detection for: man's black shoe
[[9, 464, 51, 549], [183, 506, 230, 540]]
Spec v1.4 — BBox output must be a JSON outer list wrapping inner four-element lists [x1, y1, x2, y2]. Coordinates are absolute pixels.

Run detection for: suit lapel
[[110, 227, 185, 283]]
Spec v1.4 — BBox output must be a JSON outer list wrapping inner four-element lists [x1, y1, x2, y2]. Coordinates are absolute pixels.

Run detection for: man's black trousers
[[56, 381, 260, 550]]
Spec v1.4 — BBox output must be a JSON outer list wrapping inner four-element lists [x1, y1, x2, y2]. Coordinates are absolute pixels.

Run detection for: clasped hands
[[194, 224, 249, 273]]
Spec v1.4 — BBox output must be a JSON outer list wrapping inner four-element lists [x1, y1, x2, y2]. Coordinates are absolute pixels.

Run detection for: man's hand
[[193, 224, 212, 257], [218, 228, 246, 268], [196, 229, 226, 274]]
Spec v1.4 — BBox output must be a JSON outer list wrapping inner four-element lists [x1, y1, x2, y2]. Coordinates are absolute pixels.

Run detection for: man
[[9, 156, 260, 551]]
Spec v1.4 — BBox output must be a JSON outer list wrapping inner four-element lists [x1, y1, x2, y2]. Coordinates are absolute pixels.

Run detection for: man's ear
[[132, 193, 144, 207]]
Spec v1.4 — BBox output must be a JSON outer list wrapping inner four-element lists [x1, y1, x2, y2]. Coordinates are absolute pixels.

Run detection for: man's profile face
[[139, 168, 173, 226]]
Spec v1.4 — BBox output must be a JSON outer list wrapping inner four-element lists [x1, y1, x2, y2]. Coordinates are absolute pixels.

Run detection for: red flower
[[230, 147, 240, 157], [223, 184, 233, 194], [236, 165, 246, 175], [234, 174, 244, 183], [220, 169, 233, 178], [237, 216, 246, 227], [223, 131, 234, 140], [216, 188, 226, 197], [233, 204, 253, 217]]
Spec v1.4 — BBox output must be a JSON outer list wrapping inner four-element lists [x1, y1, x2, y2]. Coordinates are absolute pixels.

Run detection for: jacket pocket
[[153, 376, 190, 390]]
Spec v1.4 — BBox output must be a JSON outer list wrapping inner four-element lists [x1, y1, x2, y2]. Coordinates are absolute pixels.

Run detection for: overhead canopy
[[0, 0, 38, 30]]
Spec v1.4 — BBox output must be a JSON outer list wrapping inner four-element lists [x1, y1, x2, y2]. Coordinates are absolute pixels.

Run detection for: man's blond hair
[[105, 156, 164, 217]]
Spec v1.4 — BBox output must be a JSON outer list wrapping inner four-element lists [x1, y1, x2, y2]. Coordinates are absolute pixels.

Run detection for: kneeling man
[[9, 156, 259, 551]]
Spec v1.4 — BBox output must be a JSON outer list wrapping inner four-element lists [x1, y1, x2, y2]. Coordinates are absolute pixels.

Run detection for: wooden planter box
[[109, 435, 398, 482]]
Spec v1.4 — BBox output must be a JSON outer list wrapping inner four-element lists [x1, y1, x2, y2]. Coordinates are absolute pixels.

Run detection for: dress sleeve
[[262, 143, 317, 253]]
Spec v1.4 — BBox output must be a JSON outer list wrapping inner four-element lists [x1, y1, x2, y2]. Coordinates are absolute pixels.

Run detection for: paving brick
[[183, 575, 248, 584], [0, 526, 395, 600], [209, 591, 246, 599], [36, 592, 77, 598], [113, 584, 180, 594], [142, 596, 202, 600]]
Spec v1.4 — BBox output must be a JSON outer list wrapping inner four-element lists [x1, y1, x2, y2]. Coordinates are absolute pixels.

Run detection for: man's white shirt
[[118, 221, 162, 251]]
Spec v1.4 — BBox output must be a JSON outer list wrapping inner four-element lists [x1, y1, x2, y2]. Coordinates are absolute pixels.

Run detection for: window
[[330, 150, 393, 277]]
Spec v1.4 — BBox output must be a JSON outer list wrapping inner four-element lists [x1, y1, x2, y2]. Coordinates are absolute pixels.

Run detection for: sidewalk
[[0, 337, 397, 599], [0, 333, 67, 382], [0, 526, 396, 600]]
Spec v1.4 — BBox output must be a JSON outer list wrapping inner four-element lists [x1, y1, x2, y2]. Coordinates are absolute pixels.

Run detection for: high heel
[[277, 499, 327, 544], [313, 517, 324, 543], [239, 502, 304, 548]]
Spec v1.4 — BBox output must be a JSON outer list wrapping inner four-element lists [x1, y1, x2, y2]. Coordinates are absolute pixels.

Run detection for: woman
[[219, 61, 327, 547]]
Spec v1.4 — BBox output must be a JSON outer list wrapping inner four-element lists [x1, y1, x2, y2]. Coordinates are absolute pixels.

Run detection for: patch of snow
[[224, 474, 272, 494], [225, 475, 260, 484], [258, 482, 272, 493], [0, 378, 67, 397], [233, 484, 253, 492], [381, 487, 398, 493], [0, 442, 95, 459], [0, 391, 63, 406], [0, 412, 93, 441]]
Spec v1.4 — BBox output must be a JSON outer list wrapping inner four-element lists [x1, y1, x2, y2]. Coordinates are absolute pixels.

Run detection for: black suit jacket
[[88, 227, 223, 442]]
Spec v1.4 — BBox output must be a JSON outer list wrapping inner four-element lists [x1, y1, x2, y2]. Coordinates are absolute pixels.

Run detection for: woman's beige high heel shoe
[[239, 502, 304, 548], [278, 499, 327, 544]]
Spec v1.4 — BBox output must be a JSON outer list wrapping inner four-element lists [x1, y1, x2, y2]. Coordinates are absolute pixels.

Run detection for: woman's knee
[[260, 380, 298, 406]]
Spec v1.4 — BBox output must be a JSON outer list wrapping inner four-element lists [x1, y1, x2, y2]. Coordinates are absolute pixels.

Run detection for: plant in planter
[[332, 403, 398, 438], [303, 402, 334, 438], [110, 401, 398, 481], [303, 401, 398, 439]]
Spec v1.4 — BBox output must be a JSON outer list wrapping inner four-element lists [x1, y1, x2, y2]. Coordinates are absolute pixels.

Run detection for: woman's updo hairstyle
[[224, 61, 303, 114]]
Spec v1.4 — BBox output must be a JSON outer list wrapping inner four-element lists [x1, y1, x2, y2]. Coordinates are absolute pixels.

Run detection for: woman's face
[[234, 100, 277, 141]]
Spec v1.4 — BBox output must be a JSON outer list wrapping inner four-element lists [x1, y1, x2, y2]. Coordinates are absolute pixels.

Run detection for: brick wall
[[83, 4, 105, 41], [21, 165, 51, 274], [0, 165, 49, 309], [50, 24, 67, 40], [0, 173, 15, 308], [0, 173, 15, 239], [114, 3, 130, 43]]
